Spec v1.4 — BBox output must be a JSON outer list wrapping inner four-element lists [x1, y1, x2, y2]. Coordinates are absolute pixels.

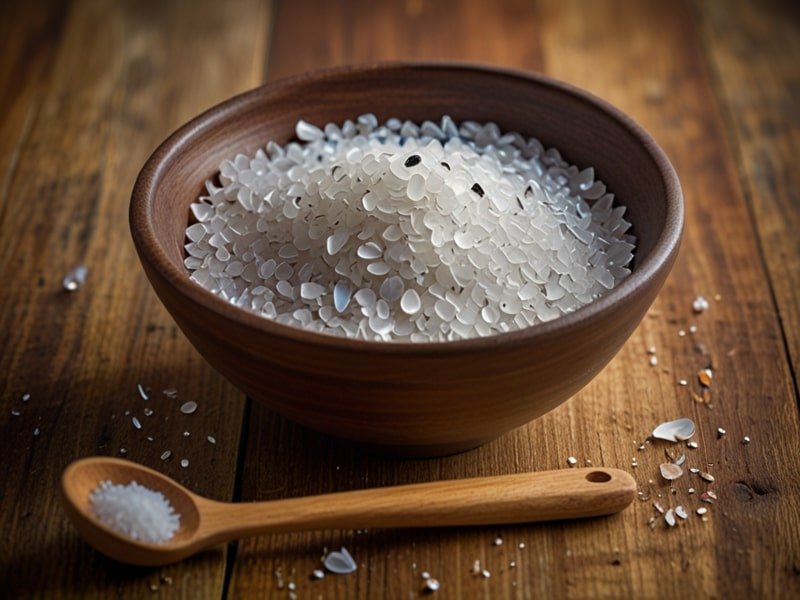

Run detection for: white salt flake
[[692, 296, 710, 313], [652, 418, 696, 442], [659, 463, 683, 481], [400, 289, 421, 315], [665, 509, 676, 527], [184, 116, 635, 342], [300, 282, 326, 300], [324, 547, 358, 574], [180, 401, 198, 415], [296, 120, 324, 142], [62, 265, 88, 291]]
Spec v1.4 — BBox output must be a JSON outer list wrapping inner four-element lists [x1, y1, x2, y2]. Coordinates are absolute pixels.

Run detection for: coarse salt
[[90, 480, 180, 544], [184, 116, 635, 342]]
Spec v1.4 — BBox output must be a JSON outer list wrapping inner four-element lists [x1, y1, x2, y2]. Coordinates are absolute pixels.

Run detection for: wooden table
[[2, 0, 799, 597]]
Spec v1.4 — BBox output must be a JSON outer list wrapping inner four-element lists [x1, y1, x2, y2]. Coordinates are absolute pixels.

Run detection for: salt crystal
[[665, 509, 676, 527], [90, 480, 180, 543], [180, 401, 198, 415], [185, 116, 635, 342], [692, 296, 710, 313], [424, 578, 440, 592], [652, 418, 695, 442], [324, 547, 358, 574], [659, 463, 683, 481], [62, 265, 88, 291]]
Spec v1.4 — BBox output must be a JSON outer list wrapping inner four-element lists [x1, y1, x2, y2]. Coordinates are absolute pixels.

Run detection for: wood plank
[[536, 0, 800, 596], [0, 0, 68, 207], [692, 0, 800, 389], [0, 0, 270, 597], [227, 0, 800, 598]]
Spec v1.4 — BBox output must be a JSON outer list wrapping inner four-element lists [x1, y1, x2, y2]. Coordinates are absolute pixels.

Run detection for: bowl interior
[[147, 64, 673, 301]]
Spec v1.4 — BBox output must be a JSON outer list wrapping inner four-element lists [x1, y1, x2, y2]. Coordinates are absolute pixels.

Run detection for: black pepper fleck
[[440, 161, 451, 170], [471, 183, 485, 197], [404, 154, 421, 167]]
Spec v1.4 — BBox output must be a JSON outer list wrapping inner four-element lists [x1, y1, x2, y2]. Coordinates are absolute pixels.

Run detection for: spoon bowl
[[61, 458, 204, 565], [62, 457, 636, 567]]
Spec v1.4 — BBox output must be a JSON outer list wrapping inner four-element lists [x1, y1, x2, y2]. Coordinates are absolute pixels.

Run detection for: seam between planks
[[686, 0, 800, 411]]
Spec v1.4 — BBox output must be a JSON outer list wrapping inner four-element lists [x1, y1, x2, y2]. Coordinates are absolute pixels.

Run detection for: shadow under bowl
[[130, 62, 683, 457]]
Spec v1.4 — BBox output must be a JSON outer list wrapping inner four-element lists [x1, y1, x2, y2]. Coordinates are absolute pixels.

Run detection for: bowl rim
[[130, 61, 683, 356]]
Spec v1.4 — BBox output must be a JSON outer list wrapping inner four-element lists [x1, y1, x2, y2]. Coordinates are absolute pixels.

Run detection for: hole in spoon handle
[[585, 471, 613, 483]]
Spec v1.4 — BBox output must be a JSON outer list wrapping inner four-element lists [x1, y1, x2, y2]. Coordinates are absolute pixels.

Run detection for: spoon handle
[[200, 468, 635, 541]]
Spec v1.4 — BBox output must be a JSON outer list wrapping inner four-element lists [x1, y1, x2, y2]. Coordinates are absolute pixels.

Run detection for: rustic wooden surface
[[1, 0, 798, 598]]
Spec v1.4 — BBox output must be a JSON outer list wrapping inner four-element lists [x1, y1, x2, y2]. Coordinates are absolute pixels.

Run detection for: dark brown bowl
[[130, 63, 683, 457]]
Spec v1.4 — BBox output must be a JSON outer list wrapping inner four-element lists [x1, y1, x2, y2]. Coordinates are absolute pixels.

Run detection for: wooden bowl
[[130, 63, 683, 457]]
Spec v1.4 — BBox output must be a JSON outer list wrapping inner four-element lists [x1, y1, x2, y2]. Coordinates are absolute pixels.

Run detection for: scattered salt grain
[[132, 417, 142, 430], [137, 384, 149, 401], [11, 409, 20, 416], [160, 450, 172, 461], [648, 355, 658, 367], [742, 436, 751, 445], [185, 115, 635, 342], [207, 436, 216, 444], [144, 408, 154, 417], [493, 536, 503, 546], [687, 441, 698, 449], [696, 507, 708, 516], [660, 463, 683, 481], [665, 509, 676, 527], [183, 431, 190, 437], [567, 456, 578, 467], [692, 296, 710, 314], [180, 401, 197, 415], [180, 459, 189, 468], [652, 418, 696, 442], [716, 427, 726, 438], [675, 506, 688, 519], [424, 578, 441, 592], [324, 547, 358, 574], [22, 393, 30, 402], [33, 427, 40, 437], [90, 480, 180, 544], [311, 569, 325, 580], [699, 472, 715, 483], [62, 265, 88, 291]]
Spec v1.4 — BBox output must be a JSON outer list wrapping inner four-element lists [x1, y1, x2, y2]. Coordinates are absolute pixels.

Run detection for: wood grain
[[693, 0, 800, 386], [0, 0, 270, 596]]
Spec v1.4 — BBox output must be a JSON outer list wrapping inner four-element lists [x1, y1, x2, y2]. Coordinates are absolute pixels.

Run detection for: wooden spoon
[[61, 457, 635, 566]]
